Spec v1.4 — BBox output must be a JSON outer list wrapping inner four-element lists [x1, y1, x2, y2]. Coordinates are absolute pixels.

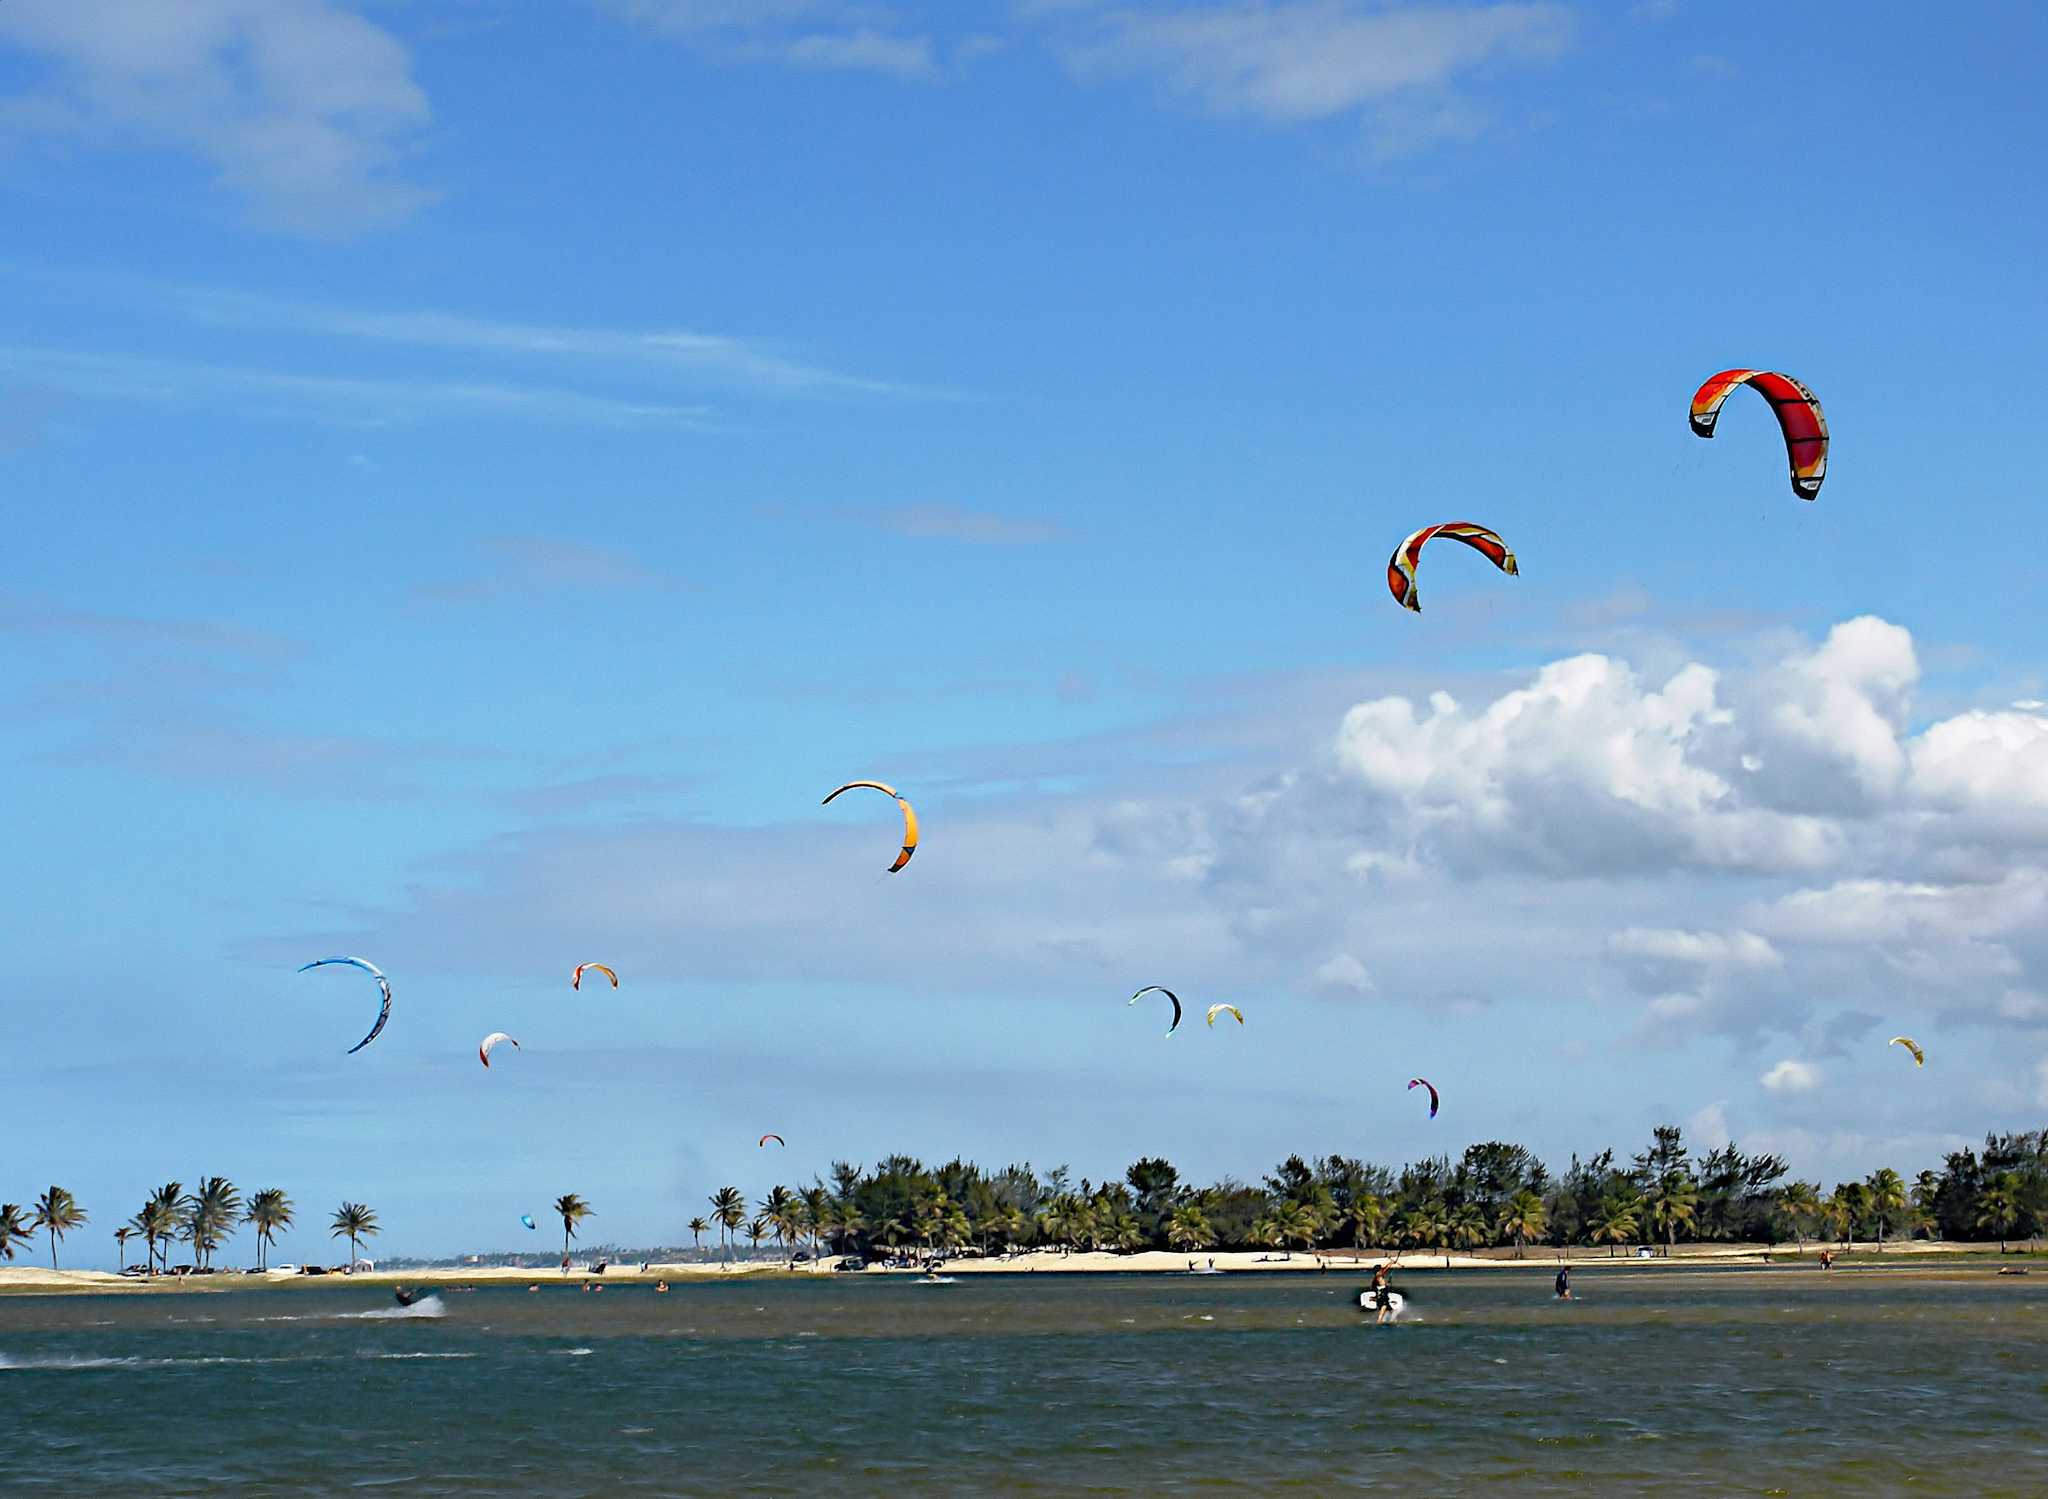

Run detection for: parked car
[[272, 1264, 298, 1275], [833, 1257, 867, 1273]]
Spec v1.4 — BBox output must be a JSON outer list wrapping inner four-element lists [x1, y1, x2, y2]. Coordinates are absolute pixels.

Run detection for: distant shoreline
[[3, 1239, 2035, 1296]]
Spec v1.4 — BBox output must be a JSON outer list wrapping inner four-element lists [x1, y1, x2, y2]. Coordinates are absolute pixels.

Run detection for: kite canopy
[[822, 780, 919, 873], [520, 1214, 536, 1231], [1689, 369, 1828, 500], [1129, 985, 1183, 1036], [1386, 523, 1518, 614], [1205, 1003, 1244, 1028], [758, 1133, 786, 1148], [1408, 1077, 1440, 1118], [479, 1032, 520, 1068], [297, 957, 392, 1055], [572, 963, 618, 991], [1889, 1035, 1925, 1067]]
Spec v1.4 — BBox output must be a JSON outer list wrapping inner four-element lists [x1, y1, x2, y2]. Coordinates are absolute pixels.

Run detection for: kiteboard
[[1357, 1289, 1406, 1317]]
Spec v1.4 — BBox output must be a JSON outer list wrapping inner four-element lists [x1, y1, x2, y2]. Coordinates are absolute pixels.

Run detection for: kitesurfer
[[1370, 1261, 1396, 1325], [394, 1286, 417, 1308]]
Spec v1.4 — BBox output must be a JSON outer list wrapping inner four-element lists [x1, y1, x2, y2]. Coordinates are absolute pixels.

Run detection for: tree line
[[4, 1126, 2041, 1271], [0, 1181, 381, 1273], [684, 1125, 2048, 1264]]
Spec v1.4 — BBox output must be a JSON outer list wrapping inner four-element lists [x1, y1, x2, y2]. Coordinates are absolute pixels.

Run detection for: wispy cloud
[[856, 502, 1067, 544], [0, 593, 300, 662], [0, 345, 714, 429], [0, 0, 433, 236], [411, 534, 673, 606], [151, 281, 934, 399], [603, 1, 938, 76], [1046, 1, 1572, 156]]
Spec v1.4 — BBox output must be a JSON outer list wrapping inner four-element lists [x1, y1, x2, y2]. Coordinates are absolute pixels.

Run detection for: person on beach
[[1555, 1267, 1571, 1300]]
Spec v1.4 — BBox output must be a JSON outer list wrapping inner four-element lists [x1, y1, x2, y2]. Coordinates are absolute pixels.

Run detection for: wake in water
[[2, 1354, 307, 1371], [338, 1296, 447, 1321]]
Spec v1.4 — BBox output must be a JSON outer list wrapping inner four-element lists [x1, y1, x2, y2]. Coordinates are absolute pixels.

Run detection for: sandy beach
[[3, 1237, 2028, 1295]]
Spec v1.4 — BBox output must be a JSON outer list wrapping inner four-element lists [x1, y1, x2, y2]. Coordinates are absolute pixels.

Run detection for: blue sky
[[4, 1, 2046, 1265]]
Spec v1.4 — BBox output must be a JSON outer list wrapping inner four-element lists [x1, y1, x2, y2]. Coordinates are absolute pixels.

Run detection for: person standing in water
[[1555, 1266, 1572, 1300]]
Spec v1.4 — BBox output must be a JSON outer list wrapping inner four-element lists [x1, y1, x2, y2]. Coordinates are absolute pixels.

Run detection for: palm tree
[[1165, 1205, 1214, 1252], [1778, 1182, 1820, 1255], [710, 1187, 746, 1265], [115, 1224, 137, 1271], [0, 1204, 35, 1263], [986, 1204, 1026, 1255], [185, 1177, 241, 1270], [1249, 1214, 1283, 1256], [1403, 1199, 1449, 1266], [1909, 1171, 1940, 1241], [1832, 1182, 1871, 1249], [30, 1186, 87, 1269], [245, 1189, 295, 1270], [830, 1199, 866, 1254], [1497, 1190, 1546, 1259], [554, 1194, 593, 1264], [1646, 1171, 1698, 1257], [143, 1183, 184, 1274], [687, 1217, 710, 1256], [1977, 1173, 2023, 1253], [745, 1217, 768, 1256], [329, 1202, 379, 1270], [1345, 1194, 1387, 1251], [1590, 1193, 1639, 1258], [1279, 1201, 1321, 1256], [1449, 1203, 1488, 1266], [1866, 1169, 1907, 1252], [801, 1187, 833, 1255]]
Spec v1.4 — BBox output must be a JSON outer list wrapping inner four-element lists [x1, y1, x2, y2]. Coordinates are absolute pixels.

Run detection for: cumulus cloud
[[1609, 928, 1781, 970], [267, 615, 2048, 1069], [0, 0, 432, 235], [1760, 1059, 1820, 1095]]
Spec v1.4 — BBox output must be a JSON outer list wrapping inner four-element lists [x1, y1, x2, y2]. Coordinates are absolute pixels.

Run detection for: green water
[[4, 1268, 2044, 1495]]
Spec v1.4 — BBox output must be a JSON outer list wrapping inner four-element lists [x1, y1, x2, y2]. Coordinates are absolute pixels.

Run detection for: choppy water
[[4, 1267, 2045, 1495]]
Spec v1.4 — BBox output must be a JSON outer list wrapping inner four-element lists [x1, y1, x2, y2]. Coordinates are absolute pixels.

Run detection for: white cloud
[[262, 615, 2048, 1074], [1333, 652, 1836, 877], [603, 0, 936, 76], [1609, 927, 1781, 970], [148, 280, 928, 398], [2037, 1058, 2048, 1109], [1760, 1059, 1820, 1095], [783, 28, 935, 75], [1052, 1, 1571, 155], [1688, 1100, 1731, 1151], [0, 0, 431, 235], [1311, 952, 1375, 994], [0, 345, 712, 429]]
